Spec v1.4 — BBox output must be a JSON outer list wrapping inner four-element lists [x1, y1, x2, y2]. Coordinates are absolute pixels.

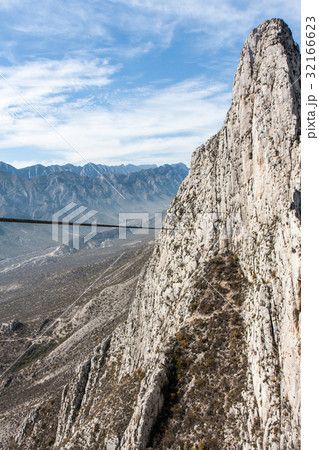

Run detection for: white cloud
[[0, 61, 231, 165], [0, 58, 119, 127], [0, 0, 300, 59]]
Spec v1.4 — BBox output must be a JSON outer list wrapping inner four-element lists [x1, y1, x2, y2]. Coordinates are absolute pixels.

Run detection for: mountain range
[[0, 162, 158, 179], [0, 163, 188, 258]]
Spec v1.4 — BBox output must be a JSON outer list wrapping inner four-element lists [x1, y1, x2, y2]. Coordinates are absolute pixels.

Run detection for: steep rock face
[[50, 19, 300, 449]]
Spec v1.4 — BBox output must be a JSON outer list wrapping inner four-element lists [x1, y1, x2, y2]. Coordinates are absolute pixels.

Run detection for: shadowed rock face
[[291, 189, 301, 221], [2, 19, 300, 449]]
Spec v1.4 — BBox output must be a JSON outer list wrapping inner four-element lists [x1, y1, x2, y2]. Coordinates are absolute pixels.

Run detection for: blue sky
[[0, 0, 300, 167]]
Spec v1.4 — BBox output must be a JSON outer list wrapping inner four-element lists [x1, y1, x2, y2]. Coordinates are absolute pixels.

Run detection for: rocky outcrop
[[15, 18, 301, 449], [0, 318, 23, 334]]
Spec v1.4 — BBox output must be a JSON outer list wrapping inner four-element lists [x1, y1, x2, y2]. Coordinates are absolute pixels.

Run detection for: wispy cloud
[[0, 58, 119, 124], [0, 0, 300, 61], [0, 61, 231, 165]]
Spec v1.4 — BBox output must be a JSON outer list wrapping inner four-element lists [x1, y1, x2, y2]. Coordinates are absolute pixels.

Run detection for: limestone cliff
[[15, 18, 301, 449]]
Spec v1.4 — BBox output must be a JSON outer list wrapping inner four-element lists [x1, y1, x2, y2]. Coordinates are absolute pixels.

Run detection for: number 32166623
[[306, 17, 316, 78]]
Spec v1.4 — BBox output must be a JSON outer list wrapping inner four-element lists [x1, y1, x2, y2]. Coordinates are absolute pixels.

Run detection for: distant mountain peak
[[0, 161, 161, 179]]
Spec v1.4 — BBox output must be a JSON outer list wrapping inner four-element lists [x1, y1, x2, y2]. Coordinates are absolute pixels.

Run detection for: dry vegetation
[[148, 254, 256, 449]]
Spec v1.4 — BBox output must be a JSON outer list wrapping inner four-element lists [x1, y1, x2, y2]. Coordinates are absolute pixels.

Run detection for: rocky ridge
[[9, 19, 301, 449], [0, 162, 159, 179]]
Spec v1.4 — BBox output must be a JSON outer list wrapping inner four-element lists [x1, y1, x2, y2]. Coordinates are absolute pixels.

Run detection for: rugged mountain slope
[[0, 163, 188, 222], [0, 162, 158, 178], [2, 18, 300, 449], [0, 163, 188, 259], [0, 243, 154, 449]]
